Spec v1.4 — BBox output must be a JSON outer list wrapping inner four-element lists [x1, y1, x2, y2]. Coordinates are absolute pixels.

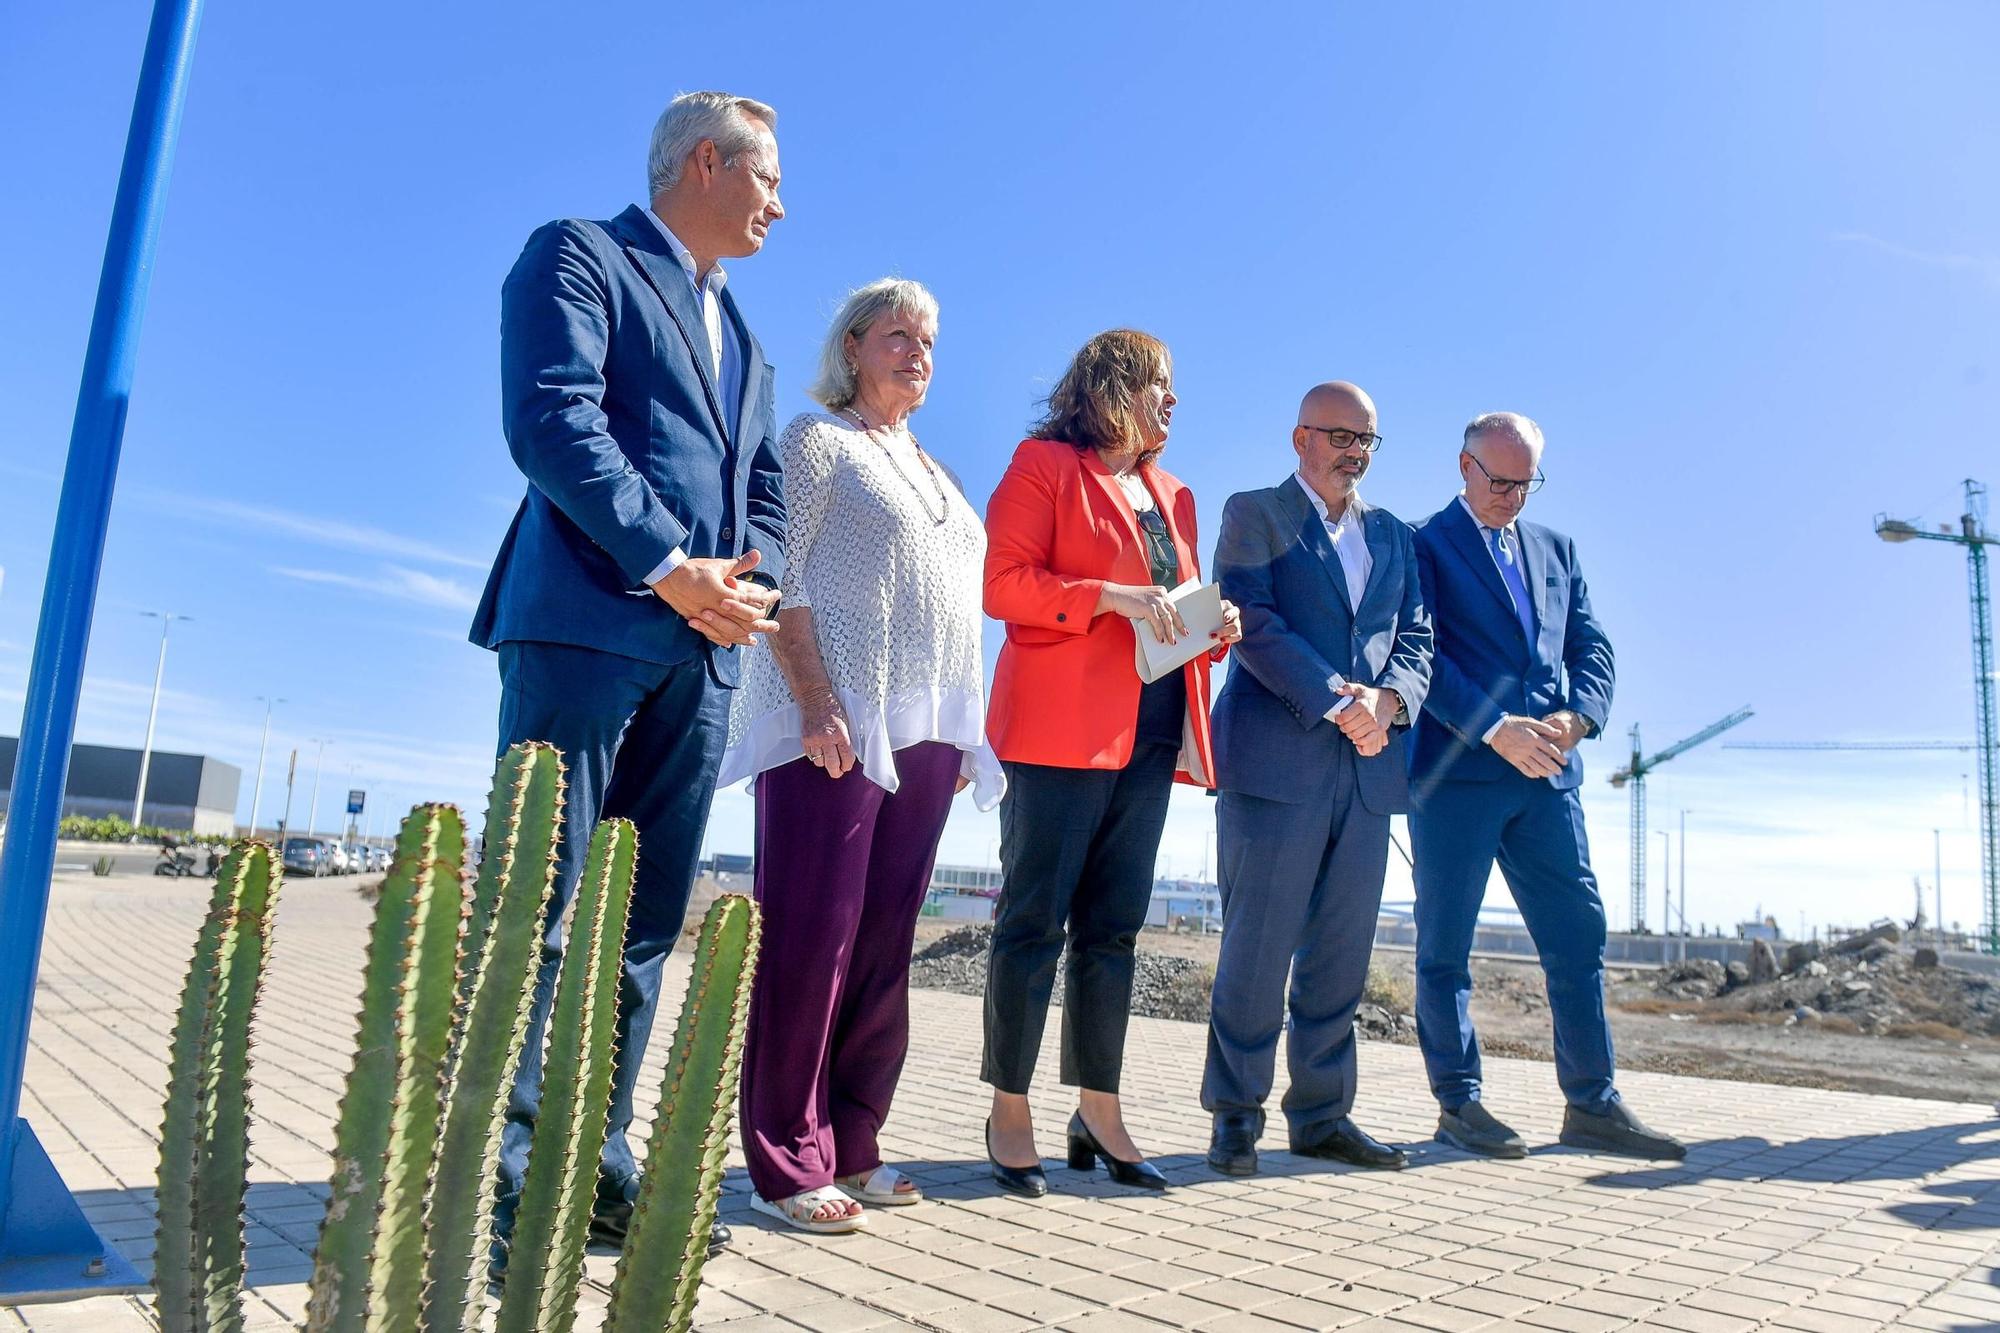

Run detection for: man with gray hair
[[469, 89, 789, 1276], [1407, 414, 1684, 1161]]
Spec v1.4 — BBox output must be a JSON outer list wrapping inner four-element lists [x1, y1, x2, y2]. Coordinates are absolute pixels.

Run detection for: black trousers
[[981, 743, 1178, 1094]]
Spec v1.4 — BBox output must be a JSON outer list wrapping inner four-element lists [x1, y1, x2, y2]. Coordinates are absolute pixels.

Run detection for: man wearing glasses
[[1202, 382, 1433, 1177], [1408, 413, 1683, 1161]]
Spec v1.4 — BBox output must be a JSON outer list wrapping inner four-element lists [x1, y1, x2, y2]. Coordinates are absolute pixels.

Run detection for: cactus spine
[[305, 804, 467, 1333], [495, 818, 637, 1333], [604, 893, 761, 1333], [419, 742, 564, 1333], [153, 842, 282, 1333]]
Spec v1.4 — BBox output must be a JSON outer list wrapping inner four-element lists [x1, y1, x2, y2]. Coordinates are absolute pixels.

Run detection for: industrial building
[[0, 736, 241, 835]]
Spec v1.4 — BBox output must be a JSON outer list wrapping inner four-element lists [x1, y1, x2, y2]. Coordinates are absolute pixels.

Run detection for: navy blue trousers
[[1409, 774, 1616, 1111], [490, 640, 729, 1239], [1202, 746, 1390, 1137]]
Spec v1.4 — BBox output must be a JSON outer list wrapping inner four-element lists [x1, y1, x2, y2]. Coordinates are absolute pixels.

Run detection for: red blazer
[[983, 437, 1219, 785]]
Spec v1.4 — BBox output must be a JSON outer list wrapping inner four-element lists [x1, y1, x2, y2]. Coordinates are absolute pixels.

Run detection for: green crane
[[1608, 706, 1754, 934], [1875, 478, 2000, 951]]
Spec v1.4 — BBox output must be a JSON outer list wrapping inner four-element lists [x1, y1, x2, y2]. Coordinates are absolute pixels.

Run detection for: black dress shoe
[[1207, 1107, 1264, 1177], [1291, 1116, 1407, 1170], [1067, 1112, 1168, 1190], [587, 1199, 731, 1255], [986, 1116, 1049, 1198], [1437, 1101, 1528, 1159], [1559, 1100, 1687, 1161]]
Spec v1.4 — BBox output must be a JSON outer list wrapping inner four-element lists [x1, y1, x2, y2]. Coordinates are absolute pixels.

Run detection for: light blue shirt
[[639, 207, 748, 585], [1457, 494, 1532, 744]]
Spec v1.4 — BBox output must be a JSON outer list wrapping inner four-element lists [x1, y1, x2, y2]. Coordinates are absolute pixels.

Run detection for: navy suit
[[1203, 479, 1431, 1137], [469, 205, 785, 1232], [1408, 498, 1616, 1112]]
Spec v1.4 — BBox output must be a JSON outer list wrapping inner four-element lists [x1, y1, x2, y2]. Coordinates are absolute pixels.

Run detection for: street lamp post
[[246, 695, 283, 838], [130, 610, 189, 827], [1656, 829, 1670, 957], [1678, 809, 1690, 965], [305, 739, 327, 839], [1936, 828, 1946, 951], [278, 747, 297, 846]]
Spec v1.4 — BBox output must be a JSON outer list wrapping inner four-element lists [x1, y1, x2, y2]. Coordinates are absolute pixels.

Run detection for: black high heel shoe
[[1067, 1111, 1167, 1190], [986, 1117, 1048, 1198]]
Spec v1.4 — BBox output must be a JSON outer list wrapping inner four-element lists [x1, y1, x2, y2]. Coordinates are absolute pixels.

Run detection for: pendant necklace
[[843, 406, 949, 526]]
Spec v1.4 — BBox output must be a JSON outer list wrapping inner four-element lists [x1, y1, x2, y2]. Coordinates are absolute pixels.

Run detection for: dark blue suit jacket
[[1409, 499, 1612, 790], [1211, 479, 1433, 814], [469, 205, 786, 686]]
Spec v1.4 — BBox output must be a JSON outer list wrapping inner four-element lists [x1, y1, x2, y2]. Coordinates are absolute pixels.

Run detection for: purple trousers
[[739, 740, 962, 1202]]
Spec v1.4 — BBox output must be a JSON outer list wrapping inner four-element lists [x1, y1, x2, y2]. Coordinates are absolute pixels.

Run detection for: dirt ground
[[912, 919, 2000, 1105]]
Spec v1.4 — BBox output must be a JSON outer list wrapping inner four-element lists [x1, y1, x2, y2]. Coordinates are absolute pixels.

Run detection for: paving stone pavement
[[9, 872, 2000, 1332]]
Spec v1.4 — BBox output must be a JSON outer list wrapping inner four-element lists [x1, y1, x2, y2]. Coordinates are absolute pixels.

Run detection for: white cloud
[[1833, 231, 2000, 292], [152, 495, 488, 570], [273, 564, 479, 612]]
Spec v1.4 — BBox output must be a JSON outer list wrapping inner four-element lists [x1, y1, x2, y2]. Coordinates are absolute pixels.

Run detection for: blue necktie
[[1486, 526, 1538, 643]]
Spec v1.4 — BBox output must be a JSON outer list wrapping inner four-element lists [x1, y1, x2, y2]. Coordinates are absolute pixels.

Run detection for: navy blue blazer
[[1211, 478, 1433, 814], [469, 205, 787, 685], [1409, 499, 1612, 789]]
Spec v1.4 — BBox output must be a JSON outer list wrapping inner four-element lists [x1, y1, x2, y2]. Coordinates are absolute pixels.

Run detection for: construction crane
[[1726, 741, 1972, 751], [1875, 479, 2000, 952], [1608, 706, 1754, 934]]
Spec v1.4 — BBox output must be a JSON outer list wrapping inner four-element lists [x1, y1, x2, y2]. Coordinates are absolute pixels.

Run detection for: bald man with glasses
[[1202, 382, 1433, 1177], [1408, 413, 1683, 1162]]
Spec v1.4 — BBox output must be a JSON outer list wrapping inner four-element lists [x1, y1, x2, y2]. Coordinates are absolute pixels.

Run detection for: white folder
[[1131, 578, 1224, 684]]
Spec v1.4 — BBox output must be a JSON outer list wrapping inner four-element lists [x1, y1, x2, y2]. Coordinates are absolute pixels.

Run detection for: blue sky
[[2, 2, 1996, 936]]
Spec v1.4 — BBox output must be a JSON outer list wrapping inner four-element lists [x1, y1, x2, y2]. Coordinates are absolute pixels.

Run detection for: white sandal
[[750, 1184, 868, 1234], [835, 1164, 923, 1206]]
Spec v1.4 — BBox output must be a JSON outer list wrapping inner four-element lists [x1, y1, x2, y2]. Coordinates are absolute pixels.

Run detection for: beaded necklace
[[842, 406, 949, 526]]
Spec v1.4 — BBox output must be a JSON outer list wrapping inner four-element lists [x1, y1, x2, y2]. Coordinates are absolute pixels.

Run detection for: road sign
[[346, 789, 365, 816]]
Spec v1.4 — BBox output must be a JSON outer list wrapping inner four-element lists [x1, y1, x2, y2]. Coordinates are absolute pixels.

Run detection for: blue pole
[[0, 0, 204, 1300]]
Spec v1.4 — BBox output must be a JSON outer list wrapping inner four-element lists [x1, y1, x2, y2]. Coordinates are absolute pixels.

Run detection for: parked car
[[369, 846, 392, 872], [281, 837, 329, 878]]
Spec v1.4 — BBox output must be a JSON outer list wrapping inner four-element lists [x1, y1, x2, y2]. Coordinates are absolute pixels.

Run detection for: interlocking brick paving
[[8, 873, 2000, 1331]]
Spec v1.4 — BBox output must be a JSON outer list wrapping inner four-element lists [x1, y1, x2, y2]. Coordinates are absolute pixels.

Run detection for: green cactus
[[604, 893, 761, 1333], [495, 818, 637, 1333], [420, 742, 565, 1333], [154, 743, 755, 1333], [152, 841, 282, 1333], [305, 804, 468, 1333]]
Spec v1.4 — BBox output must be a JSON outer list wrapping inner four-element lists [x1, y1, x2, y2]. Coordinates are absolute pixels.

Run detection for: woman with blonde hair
[[722, 278, 1001, 1232]]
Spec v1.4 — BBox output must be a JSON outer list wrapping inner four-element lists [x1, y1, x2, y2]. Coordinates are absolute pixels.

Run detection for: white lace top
[[719, 412, 1004, 808]]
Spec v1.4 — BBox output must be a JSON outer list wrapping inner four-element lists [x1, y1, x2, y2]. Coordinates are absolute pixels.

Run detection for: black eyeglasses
[[1464, 451, 1545, 496], [1301, 425, 1382, 453]]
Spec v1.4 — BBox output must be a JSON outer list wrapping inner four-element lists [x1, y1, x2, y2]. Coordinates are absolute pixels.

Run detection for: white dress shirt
[[639, 206, 746, 587], [1295, 474, 1374, 722], [1298, 472, 1372, 609]]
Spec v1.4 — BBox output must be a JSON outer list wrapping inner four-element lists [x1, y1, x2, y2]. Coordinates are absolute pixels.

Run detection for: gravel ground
[[910, 923, 1216, 1022], [909, 920, 2000, 1104]]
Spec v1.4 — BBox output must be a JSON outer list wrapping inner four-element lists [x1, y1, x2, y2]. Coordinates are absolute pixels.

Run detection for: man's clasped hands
[[649, 550, 782, 647]]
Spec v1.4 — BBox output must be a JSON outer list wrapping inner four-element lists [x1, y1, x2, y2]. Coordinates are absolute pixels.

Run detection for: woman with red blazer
[[980, 329, 1242, 1196]]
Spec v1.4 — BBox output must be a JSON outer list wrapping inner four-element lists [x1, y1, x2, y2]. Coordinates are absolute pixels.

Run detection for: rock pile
[[908, 924, 1216, 1023], [1651, 924, 2000, 1037]]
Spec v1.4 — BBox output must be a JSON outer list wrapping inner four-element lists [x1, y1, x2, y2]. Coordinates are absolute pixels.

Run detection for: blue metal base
[[0, 1119, 146, 1304]]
